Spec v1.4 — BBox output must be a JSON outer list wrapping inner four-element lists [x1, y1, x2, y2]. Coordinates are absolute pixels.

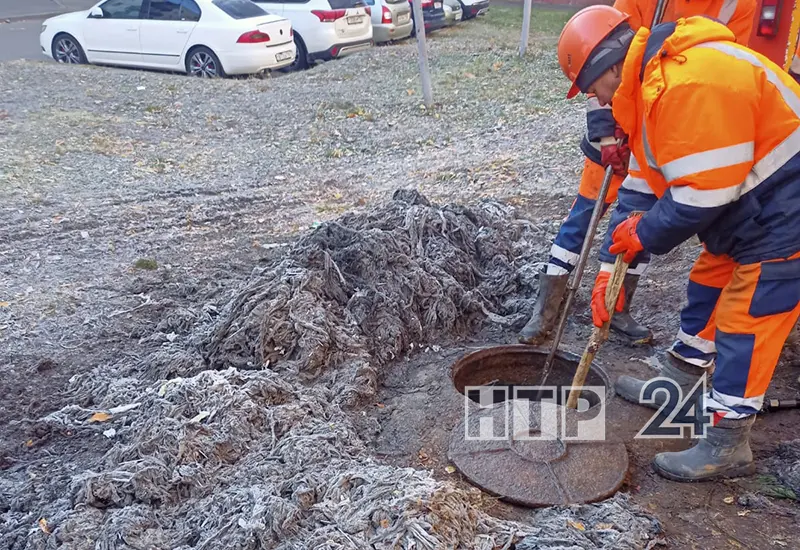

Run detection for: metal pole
[[412, 0, 434, 108], [538, 164, 615, 389], [519, 0, 533, 57], [651, 0, 669, 27]]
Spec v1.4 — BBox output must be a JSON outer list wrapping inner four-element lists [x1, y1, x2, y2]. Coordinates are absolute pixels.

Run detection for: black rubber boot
[[615, 352, 710, 411], [610, 274, 653, 345], [652, 415, 756, 482], [518, 270, 569, 345]]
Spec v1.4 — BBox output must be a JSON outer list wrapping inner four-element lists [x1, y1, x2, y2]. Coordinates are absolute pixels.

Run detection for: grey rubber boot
[[652, 415, 756, 482], [610, 274, 654, 345], [518, 270, 569, 345], [615, 352, 710, 411]]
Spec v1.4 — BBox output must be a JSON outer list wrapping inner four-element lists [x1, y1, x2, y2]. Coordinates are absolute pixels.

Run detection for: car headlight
[[40, 24, 47, 34]]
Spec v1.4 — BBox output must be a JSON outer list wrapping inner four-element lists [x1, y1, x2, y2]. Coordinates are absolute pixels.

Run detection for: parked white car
[[253, 0, 372, 71], [458, 0, 488, 20], [40, 0, 297, 77], [442, 0, 461, 25], [364, 0, 412, 44]]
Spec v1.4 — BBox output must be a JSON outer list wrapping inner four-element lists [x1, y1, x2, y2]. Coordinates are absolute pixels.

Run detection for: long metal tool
[[651, 0, 669, 27], [538, 163, 616, 388]]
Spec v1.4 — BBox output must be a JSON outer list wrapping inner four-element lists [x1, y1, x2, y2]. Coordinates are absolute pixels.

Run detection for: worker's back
[[619, 16, 800, 263], [612, 0, 756, 44]]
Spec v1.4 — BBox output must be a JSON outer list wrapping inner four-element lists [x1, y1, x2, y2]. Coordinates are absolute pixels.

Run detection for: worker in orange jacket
[[519, 0, 756, 346], [557, 6, 800, 481]]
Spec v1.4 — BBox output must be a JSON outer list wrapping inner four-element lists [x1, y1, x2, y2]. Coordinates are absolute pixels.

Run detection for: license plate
[[276, 50, 293, 62], [347, 15, 363, 24], [398, 13, 410, 23], [434, 2, 441, 7]]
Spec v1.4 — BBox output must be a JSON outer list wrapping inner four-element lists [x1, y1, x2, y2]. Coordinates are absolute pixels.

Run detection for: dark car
[[409, 0, 446, 34]]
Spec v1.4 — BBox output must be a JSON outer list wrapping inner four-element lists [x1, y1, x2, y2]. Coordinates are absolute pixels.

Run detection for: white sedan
[[39, 0, 297, 77]]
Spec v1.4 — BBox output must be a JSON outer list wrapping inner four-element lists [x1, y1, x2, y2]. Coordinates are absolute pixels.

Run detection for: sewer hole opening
[[452, 348, 608, 410], [465, 384, 602, 408]]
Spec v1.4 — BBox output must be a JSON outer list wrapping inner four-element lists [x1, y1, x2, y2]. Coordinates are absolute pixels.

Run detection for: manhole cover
[[447, 345, 628, 507]]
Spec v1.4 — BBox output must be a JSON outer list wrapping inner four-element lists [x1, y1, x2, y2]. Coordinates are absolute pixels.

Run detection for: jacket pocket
[[748, 256, 800, 318]]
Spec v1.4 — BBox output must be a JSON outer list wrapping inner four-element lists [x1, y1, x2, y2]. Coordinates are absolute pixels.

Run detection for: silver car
[[443, 0, 463, 25], [365, 0, 414, 43]]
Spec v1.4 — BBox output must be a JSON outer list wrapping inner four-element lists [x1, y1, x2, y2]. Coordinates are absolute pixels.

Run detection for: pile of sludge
[[2, 190, 664, 550]]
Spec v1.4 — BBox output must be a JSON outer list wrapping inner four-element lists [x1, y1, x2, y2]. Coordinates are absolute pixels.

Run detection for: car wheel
[[458, 1, 471, 19], [284, 35, 308, 72], [186, 46, 225, 78], [52, 33, 86, 64]]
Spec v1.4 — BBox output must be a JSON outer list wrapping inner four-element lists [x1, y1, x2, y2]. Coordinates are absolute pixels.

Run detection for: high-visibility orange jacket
[[613, 0, 755, 44], [582, 0, 757, 165], [598, 16, 800, 265]]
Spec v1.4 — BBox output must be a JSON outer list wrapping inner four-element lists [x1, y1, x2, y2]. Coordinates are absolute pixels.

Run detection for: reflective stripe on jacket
[[605, 16, 800, 265], [581, 0, 756, 163]]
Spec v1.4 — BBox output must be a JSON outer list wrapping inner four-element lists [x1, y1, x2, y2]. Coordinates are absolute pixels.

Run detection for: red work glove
[[591, 270, 626, 327], [600, 126, 631, 177], [609, 216, 645, 263]]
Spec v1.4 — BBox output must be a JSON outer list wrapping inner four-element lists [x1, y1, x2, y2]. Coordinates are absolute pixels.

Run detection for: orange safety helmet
[[558, 5, 632, 99]]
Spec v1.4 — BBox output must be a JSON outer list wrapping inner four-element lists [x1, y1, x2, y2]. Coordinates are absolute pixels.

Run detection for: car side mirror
[[88, 6, 103, 18]]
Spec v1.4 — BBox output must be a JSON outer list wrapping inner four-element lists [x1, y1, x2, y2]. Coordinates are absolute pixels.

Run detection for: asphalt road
[[0, 19, 47, 62]]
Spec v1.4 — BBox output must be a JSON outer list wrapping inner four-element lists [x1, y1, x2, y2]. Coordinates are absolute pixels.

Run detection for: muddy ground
[[2, 5, 800, 550]]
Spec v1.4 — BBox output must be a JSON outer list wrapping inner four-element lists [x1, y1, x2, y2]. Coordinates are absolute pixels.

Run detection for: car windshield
[[212, 0, 267, 18]]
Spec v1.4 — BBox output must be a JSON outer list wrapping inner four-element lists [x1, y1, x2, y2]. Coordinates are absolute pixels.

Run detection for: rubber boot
[[615, 352, 710, 411], [652, 415, 756, 482], [609, 274, 653, 345], [518, 270, 569, 345]]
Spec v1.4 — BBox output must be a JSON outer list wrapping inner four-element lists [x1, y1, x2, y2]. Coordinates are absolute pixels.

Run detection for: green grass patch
[[481, 5, 576, 35]]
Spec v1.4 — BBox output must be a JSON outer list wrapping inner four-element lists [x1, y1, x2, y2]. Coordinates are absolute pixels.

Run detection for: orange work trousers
[[671, 249, 800, 418]]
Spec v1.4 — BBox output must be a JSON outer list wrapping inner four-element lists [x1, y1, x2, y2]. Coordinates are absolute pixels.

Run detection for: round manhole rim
[[449, 344, 615, 404]]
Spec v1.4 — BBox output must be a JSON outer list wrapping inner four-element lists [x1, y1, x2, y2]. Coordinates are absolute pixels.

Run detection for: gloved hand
[[591, 270, 625, 327], [609, 216, 644, 263], [600, 126, 630, 177]]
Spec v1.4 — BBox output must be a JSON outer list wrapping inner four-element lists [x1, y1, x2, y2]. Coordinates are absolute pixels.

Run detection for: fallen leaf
[[445, 465, 456, 474], [464, 72, 476, 79], [375, 403, 385, 409], [380, 519, 390, 529], [0, 301, 9, 307], [737, 510, 751, 517], [596, 523, 614, 530], [88, 412, 112, 423], [38, 518, 51, 534], [729, 539, 742, 548], [568, 521, 585, 531], [723, 496, 735, 504], [25, 439, 33, 448]]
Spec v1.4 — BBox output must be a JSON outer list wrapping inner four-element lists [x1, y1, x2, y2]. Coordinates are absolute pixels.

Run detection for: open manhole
[[451, 344, 612, 409], [447, 345, 628, 508]]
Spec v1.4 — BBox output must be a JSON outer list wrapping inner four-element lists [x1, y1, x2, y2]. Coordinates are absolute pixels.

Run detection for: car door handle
[[177, 30, 189, 34], [127, 28, 137, 31]]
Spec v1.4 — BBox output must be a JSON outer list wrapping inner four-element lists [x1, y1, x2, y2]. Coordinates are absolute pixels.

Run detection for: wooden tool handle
[[565, 212, 643, 410]]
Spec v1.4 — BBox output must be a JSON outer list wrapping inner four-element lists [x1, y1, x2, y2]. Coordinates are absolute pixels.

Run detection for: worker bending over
[[519, 0, 756, 346], [557, 6, 800, 481]]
